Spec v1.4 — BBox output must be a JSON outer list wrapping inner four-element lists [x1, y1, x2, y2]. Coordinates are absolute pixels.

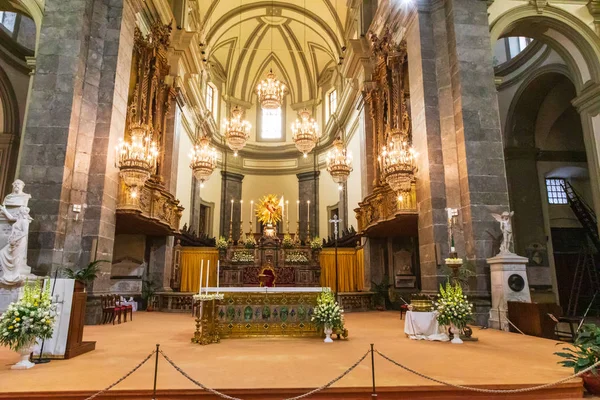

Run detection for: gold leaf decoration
[[256, 194, 282, 225]]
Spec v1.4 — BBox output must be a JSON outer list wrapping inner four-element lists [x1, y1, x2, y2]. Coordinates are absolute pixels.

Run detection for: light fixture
[[189, 135, 218, 187], [378, 135, 417, 199], [291, 109, 320, 157], [326, 137, 353, 184], [223, 106, 251, 156], [116, 123, 159, 197], [256, 69, 286, 109]]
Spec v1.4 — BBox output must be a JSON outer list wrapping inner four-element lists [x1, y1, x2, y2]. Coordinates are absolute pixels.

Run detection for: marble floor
[[0, 311, 584, 399]]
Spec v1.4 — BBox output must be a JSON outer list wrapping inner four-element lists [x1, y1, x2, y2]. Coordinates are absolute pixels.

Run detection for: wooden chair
[[102, 295, 123, 324], [117, 295, 133, 322]]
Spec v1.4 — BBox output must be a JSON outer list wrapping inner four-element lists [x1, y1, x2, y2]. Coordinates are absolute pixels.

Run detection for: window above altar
[[259, 107, 283, 141]]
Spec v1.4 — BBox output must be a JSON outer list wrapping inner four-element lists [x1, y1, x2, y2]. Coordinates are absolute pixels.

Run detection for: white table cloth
[[120, 297, 138, 312], [404, 311, 449, 341]]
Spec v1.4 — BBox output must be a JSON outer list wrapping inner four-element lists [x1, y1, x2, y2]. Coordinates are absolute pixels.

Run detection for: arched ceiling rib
[[199, 0, 347, 105]]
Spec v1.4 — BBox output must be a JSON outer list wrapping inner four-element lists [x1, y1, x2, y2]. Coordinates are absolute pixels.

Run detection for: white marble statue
[[0, 180, 33, 286], [491, 211, 514, 255], [0, 206, 32, 285]]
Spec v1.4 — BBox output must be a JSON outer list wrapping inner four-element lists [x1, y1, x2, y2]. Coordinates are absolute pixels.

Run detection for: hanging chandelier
[[326, 137, 353, 186], [256, 69, 286, 109], [378, 136, 417, 200], [116, 123, 159, 198], [223, 106, 251, 156], [291, 109, 320, 157], [189, 135, 218, 187]]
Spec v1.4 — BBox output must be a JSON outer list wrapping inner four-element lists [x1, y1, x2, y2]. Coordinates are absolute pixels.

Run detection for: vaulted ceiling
[[199, 0, 348, 105]]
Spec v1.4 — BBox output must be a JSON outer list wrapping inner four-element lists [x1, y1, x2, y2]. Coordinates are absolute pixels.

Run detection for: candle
[[286, 200, 289, 223], [230, 199, 234, 223], [240, 200, 243, 223], [281, 199, 284, 223], [307, 200, 310, 223], [216, 260, 220, 295], [296, 200, 300, 222], [199, 260, 204, 294], [250, 200, 254, 221], [206, 260, 210, 294]]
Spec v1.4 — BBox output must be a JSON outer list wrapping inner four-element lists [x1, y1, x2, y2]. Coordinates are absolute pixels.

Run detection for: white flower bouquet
[[193, 293, 224, 301], [216, 237, 228, 251], [231, 250, 254, 263], [311, 290, 343, 328], [433, 281, 473, 329], [285, 251, 309, 264], [0, 280, 58, 351]]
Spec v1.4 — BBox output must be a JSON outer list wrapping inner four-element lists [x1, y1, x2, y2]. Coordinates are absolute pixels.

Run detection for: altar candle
[[296, 200, 299, 222], [206, 260, 210, 294], [216, 260, 220, 295], [240, 200, 243, 223], [281, 200, 284, 223], [199, 259, 204, 294], [307, 200, 310, 222], [286, 200, 289, 223], [230, 199, 234, 222]]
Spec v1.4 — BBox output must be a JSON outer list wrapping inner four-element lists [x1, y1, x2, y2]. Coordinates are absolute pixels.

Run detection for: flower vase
[[324, 324, 333, 343], [450, 323, 463, 344], [12, 343, 35, 370]]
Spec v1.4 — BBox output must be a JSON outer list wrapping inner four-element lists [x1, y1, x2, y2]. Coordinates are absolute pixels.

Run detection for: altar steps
[[0, 382, 582, 400]]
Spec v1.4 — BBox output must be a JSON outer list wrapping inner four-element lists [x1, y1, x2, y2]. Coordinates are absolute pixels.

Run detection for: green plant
[[0, 280, 57, 351], [64, 260, 109, 284], [555, 324, 600, 374], [310, 237, 322, 251], [141, 280, 157, 301], [282, 234, 295, 249], [371, 276, 391, 309], [440, 260, 476, 290], [216, 237, 228, 251], [433, 281, 473, 329]]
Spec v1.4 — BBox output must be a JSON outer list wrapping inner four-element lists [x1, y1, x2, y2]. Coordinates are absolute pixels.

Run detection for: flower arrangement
[[310, 237, 323, 251], [0, 280, 58, 351], [216, 237, 228, 251], [285, 251, 309, 264], [244, 236, 257, 249], [311, 290, 344, 328], [282, 234, 295, 249], [433, 281, 473, 329], [231, 250, 255, 263]]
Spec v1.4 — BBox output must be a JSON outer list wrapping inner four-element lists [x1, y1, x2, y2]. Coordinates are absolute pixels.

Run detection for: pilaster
[[220, 171, 244, 241], [297, 171, 320, 241]]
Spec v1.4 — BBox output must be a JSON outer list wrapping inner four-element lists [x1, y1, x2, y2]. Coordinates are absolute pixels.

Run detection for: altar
[[198, 287, 324, 339]]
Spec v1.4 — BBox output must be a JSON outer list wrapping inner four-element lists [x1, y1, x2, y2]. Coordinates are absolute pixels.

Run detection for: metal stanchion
[[370, 343, 377, 398], [152, 344, 160, 400]]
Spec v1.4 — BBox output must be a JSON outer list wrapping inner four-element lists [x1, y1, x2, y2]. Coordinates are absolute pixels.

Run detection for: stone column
[[406, 2, 449, 292], [297, 171, 319, 241], [18, 0, 135, 280], [190, 176, 201, 233], [220, 171, 244, 241], [338, 183, 348, 231], [443, 0, 511, 322], [147, 236, 174, 292]]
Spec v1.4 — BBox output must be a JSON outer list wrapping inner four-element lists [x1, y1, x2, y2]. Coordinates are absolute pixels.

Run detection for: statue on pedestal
[[492, 211, 514, 255], [0, 180, 33, 285]]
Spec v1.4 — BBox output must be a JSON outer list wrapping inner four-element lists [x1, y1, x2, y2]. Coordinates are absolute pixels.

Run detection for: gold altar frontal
[[207, 289, 322, 338]]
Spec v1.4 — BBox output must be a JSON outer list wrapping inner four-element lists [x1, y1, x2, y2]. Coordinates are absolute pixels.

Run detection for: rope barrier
[[375, 349, 598, 394], [82, 350, 156, 400], [159, 349, 371, 400]]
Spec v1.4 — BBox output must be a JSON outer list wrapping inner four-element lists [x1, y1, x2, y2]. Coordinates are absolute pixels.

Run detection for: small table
[[120, 298, 138, 312], [404, 311, 449, 341]]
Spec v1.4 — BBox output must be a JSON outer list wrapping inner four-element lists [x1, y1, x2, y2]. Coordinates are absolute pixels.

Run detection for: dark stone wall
[[297, 171, 319, 241], [220, 171, 244, 241]]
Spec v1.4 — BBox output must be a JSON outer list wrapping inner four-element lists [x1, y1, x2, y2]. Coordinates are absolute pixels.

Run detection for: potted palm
[[555, 324, 600, 394], [141, 280, 157, 311], [371, 276, 391, 311], [65, 260, 108, 291]]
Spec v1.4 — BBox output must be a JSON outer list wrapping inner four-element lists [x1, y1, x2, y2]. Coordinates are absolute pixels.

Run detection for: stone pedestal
[[487, 253, 532, 331]]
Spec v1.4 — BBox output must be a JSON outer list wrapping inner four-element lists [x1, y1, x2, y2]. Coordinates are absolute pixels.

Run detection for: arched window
[[326, 89, 337, 122], [260, 107, 283, 140]]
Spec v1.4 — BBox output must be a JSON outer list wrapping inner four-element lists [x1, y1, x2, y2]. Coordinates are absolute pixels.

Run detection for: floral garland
[[0, 280, 58, 351], [432, 281, 473, 329], [311, 290, 344, 329], [285, 251, 309, 264], [231, 250, 255, 263]]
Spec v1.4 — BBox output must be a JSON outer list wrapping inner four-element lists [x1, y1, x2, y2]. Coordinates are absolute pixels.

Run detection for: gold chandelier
[[116, 123, 159, 198], [256, 69, 286, 109], [378, 135, 417, 200], [189, 135, 218, 187], [291, 109, 320, 157], [223, 106, 251, 157], [326, 137, 353, 186]]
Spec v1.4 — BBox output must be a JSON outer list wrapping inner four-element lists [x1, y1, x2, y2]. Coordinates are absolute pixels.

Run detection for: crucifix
[[329, 214, 342, 297]]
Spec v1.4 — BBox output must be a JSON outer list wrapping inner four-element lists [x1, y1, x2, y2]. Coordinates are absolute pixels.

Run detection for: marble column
[[18, 0, 135, 281], [220, 171, 244, 241], [297, 171, 320, 241]]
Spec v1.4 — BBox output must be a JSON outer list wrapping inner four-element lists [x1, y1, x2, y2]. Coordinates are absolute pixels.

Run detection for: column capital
[[588, 0, 600, 37], [572, 81, 600, 116], [296, 171, 320, 182]]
